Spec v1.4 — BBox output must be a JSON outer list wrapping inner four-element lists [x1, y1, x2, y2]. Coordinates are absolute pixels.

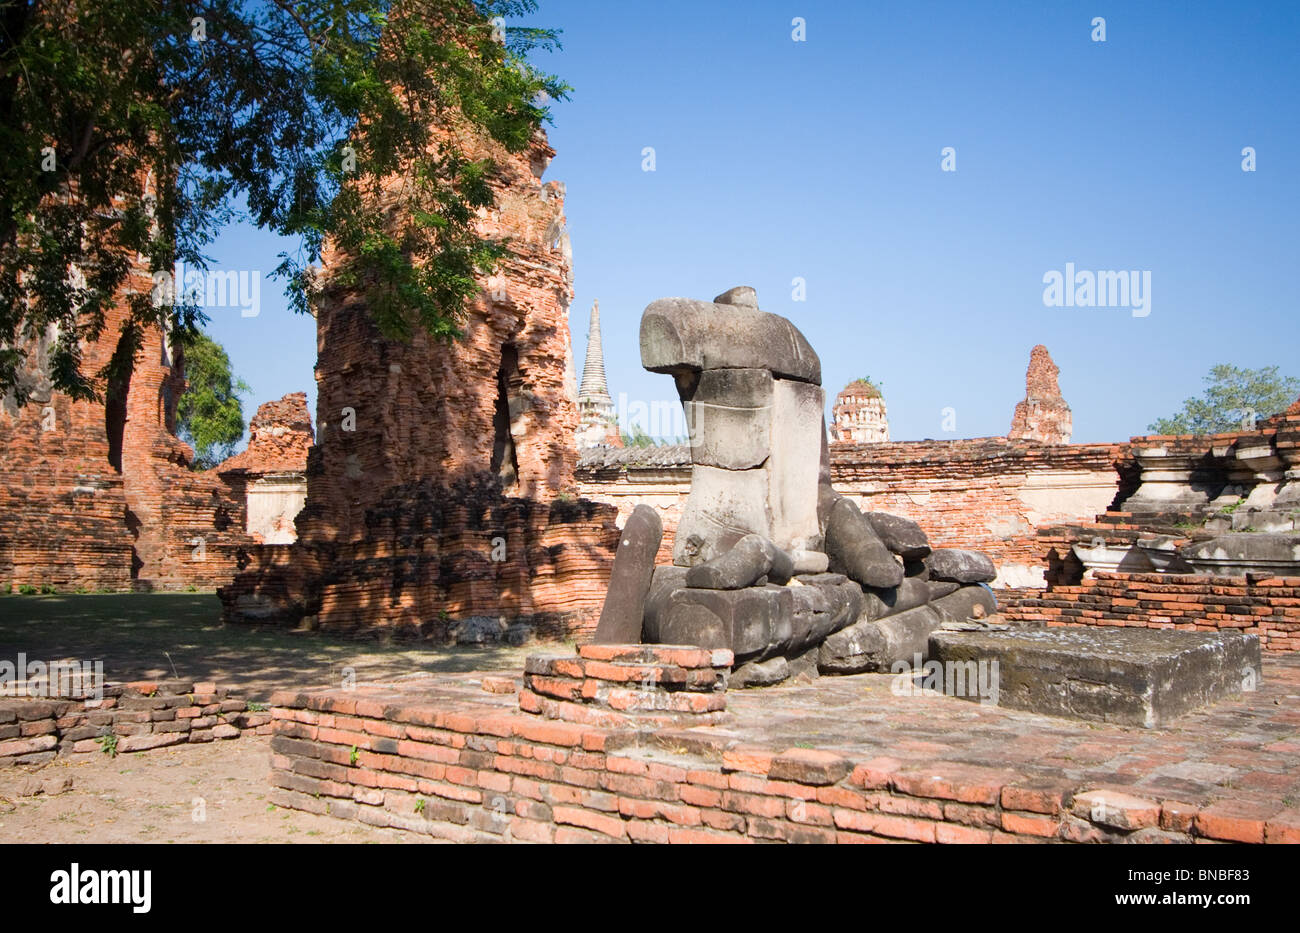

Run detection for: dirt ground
[[0, 593, 549, 843], [0, 593, 541, 698], [0, 734, 429, 843]]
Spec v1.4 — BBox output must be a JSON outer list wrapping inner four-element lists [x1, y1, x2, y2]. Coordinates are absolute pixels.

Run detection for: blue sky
[[203, 0, 1299, 445]]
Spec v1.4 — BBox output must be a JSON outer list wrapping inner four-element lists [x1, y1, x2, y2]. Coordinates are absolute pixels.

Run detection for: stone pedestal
[[1122, 446, 1224, 514], [928, 628, 1261, 727], [1234, 442, 1285, 511]]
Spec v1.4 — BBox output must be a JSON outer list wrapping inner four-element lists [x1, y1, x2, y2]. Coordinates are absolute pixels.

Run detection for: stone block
[[928, 628, 1263, 727], [649, 585, 793, 662], [673, 465, 771, 566], [865, 512, 931, 559], [640, 295, 821, 384], [926, 549, 997, 584], [767, 378, 826, 554], [818, 604, 943, 674], [593, 504, 663, 644], [731, 656, 790, 688], [685, 533, 774, 590], [824, 496, 903, 588], [683, 368, 773, 470]]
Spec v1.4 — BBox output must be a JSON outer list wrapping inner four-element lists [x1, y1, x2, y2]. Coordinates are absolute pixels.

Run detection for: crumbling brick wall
[[1001, 573, 1300, 652], [576, 438, 1124, 588], [215, 392, 313, 545], [0, 257, 256, 591], [220, 126, 618, 635]]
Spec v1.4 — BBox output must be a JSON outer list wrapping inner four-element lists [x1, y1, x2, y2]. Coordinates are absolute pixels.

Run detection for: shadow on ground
[[0, 594, 541, 699]]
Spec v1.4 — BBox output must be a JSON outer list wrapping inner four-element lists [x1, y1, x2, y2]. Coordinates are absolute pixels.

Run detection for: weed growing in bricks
[[97, 733, 119, 758]]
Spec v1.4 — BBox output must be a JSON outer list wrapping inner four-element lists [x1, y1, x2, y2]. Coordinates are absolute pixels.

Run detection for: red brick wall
[[579, 438, 1124, 585], [0, 251, 256, 591], [1001, 573, 1300, 652]]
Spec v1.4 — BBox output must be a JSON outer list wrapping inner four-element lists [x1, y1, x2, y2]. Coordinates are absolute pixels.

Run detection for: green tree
[[620, 423, 655, 448], [176, 332, 248, 469], [1148, 364, 1300, 435], [0, 0, 566, 405]]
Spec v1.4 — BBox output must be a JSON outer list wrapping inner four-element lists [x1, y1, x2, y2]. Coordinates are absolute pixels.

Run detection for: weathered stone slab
[[642, 564, 688, 638], [928, 628, 1263, 728], [865, 512, 931, 559], [861, 576, 933, 620], [928, 584, 997, 625], [685, 533, 774, 590], [731, 656, 789, 688], [1181, 532, 1300, 576], [640, 295, 821, 384], [824, 496, 903, 588], [818, 585, 996, 674], [593, 504, 663, 644], [767, 378, 825, 554], [926, 548, 996, 584], [819, 604, 939, 674], [649, 585, 794, 662], [683, 368, 773, 470], [673, 465, 771, 566]]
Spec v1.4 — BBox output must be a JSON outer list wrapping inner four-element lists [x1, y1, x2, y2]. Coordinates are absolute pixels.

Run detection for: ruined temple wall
[[0, 254, 256, 591], [576, 438, 1123, 587], [1000, 573, 1300, 652], [829, 439, 1122, 586], [301, 133, 578, 547], [221, 127, 617, 633]]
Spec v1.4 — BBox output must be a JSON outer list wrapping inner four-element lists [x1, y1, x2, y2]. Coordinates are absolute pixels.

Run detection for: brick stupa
[[1008, 345, 1072, 445]]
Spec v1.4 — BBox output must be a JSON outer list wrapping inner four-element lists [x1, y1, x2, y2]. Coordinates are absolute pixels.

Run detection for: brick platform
[[0, 680, 267, 767], [1001, 573, 1300, 651], [520, 644, 732, 728], [266, 655, 1300, 843]]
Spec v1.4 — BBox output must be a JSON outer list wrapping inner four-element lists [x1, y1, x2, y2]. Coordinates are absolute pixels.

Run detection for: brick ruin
[[0, 249, 271, 592], [263, 643, 1300, 844], [213, 393, 314, 544], [997, 402, 1300, 647], [1008, 344, 1072, 445], [218, 124, 620, 637], [829, 378, 889, 443]]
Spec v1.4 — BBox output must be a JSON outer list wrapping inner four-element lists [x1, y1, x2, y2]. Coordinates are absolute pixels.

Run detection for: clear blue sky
[[203, 0, 1299, 445]]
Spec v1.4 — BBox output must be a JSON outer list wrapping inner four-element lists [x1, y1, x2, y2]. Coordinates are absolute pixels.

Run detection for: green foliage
[[175, 331, 248, 469], [349, 744, 360, 765], [621, 423, 655, 448], [97, 733, 119, 758], [620, 423, 686, 447], [0, 0, 567, 405], [1149, 365, 1300, 435]]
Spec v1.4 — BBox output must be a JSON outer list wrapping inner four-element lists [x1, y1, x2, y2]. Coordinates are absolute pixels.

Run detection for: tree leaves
[[1148, 365, 1300, 435], [175, 330, 249, 469], [1, 0, 567, 405]]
